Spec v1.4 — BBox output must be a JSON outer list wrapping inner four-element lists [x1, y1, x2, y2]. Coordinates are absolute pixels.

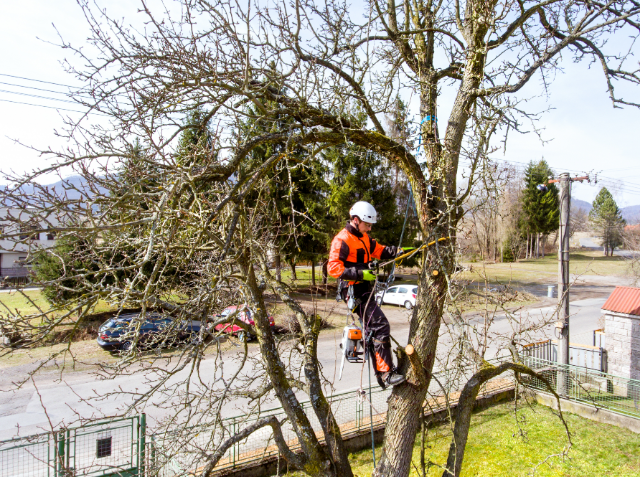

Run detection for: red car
[[213, 305, 275, 341]]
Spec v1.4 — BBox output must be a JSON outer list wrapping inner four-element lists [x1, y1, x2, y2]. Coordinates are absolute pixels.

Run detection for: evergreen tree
[[520, 160, 559, 258], [176, 108, 214, 167], [589, 187, 626, 256], [326, 144, 412, 248], [239, 94, 331, 283]]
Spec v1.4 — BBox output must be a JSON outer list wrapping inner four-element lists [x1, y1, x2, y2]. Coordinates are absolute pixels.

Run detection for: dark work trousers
[[342, 282, 393, 375]]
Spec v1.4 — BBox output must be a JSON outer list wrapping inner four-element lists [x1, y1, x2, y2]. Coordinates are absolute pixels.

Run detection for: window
[[387, 288, 397, 294], [412, 287, 418, 294], [46, 228, 56, 240], [96, 436, 112, 458], [19, 223, 38, 241], [398, 287, 408, 294]]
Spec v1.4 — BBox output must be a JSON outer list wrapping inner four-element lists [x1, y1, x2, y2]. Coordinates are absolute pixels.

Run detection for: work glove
[[361, 270, 377, 281]]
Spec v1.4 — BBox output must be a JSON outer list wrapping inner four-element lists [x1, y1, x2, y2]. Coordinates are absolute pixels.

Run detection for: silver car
[[376, 285, 418, 309]]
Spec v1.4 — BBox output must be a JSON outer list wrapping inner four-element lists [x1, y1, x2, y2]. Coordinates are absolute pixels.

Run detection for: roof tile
[[602, 286, 640, 316]]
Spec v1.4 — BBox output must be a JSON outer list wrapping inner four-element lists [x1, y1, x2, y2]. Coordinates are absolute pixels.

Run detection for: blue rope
[[382, 114, 432, 289]]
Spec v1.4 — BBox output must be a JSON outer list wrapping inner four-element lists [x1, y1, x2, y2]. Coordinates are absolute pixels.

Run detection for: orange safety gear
[[328, 222, 397, 284]]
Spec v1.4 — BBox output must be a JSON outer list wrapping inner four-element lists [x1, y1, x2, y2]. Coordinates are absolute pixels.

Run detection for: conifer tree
[[176, 108, 214, 167], [590, 187, 626, 256], [520, 160, 559, 258]]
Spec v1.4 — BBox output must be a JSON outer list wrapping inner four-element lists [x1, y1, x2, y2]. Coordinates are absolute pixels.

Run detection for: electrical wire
[[0, 73, 80, 89], [0, 88, 80, 105], [0, 98, 105, 116], [490, 158, 640, 197], [0, 80, 86, 97]]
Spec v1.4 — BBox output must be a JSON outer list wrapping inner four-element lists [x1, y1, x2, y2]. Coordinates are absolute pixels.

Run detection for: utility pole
[[547, 173, 589, 395]]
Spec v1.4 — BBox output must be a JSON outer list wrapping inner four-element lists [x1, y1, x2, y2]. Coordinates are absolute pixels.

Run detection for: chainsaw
[[338, 324, 365, 380]]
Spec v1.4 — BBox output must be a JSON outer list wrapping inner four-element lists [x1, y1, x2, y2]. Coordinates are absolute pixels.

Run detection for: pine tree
[[589, 187, 626, 256], [520, 160, 559, 258]]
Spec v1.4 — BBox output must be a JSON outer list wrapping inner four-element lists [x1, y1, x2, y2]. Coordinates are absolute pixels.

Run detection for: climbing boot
[[384, 369, 406, 387]]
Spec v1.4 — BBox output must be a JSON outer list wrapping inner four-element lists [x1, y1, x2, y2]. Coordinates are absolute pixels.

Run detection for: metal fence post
[[139, 414, 146, 477], [55, 431, 65, 477]]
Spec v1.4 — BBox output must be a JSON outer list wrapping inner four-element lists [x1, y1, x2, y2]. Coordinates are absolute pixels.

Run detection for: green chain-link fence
[[522, 357, 640, 418], [0, 415, 145, 477]]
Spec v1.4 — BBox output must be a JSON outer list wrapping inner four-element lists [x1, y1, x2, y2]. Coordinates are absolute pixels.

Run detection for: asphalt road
[[0, 288, 614, 440], [579, 237, 636, 257]]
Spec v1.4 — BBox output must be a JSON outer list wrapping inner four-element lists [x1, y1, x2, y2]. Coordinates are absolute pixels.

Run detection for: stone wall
[[604, 312, 640, 380]]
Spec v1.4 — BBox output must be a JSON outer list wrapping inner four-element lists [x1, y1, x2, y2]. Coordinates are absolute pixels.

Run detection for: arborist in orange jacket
[[328, 201, 405, 388]]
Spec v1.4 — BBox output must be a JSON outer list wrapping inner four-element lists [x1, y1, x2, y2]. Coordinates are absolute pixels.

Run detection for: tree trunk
[[266, 273, 354, 477], [240, 253, 339, 476], [373, 249, 447, 477], [541, 234, 546, 258], [322, 260, 328, 285], [289, 259, 297, 280], [275, 250, 282, 282], [374, 5, 493, 474], [311, 260, 316, 287]]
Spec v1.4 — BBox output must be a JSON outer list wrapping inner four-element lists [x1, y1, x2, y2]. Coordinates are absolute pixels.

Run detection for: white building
[[0, 208, 57, 279], [601, 286, 640, 381]]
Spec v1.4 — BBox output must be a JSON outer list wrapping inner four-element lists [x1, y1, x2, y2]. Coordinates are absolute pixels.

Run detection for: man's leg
[[357, 294, 404, 387]]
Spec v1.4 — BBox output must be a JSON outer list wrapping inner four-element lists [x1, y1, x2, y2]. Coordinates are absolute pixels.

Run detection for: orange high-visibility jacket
[[328, 223, 397, 284]]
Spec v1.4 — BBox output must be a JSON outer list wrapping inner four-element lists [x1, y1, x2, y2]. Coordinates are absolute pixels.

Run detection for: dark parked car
[[97, 313, 204, 351]]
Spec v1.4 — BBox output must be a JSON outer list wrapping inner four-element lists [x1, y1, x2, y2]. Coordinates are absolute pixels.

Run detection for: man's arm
[[328, 235, 362, 281], [369, 237, 397, 260]]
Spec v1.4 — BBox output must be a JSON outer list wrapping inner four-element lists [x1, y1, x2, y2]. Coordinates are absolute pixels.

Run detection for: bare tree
[[2, 0, 640, 476]]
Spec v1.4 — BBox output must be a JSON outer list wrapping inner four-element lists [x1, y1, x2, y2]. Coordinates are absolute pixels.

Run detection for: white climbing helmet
[[349, 201, 377, 224]]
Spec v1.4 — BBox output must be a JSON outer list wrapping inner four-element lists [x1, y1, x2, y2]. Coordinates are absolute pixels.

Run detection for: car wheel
[[404, 301, 413, 310]]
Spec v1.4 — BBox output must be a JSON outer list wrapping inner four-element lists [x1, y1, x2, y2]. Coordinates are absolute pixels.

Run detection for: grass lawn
[[286, 401, 640, 476], [460, 251, 630, 286], [0, 289, 53, 315], [0, 289, 121, 317]]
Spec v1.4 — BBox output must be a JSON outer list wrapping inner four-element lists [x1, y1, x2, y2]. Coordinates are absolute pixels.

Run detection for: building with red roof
[[601, 286, 640, 380]]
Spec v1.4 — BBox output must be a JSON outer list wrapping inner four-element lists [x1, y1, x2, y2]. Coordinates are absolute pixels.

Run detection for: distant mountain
[[1, 175, 105, 206], [622, 205, 640, 224], [571, 198, 640, 223], [572, 198, 592, 214]]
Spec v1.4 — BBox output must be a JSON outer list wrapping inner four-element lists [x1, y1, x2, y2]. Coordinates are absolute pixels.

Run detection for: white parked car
[[376, 285, 418, 310]]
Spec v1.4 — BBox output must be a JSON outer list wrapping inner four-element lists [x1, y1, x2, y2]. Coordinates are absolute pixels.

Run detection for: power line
[[0, 89, 79, 105], [0, 80, 83, 97], [490, 157, 640, 197], [0, 98, 105, 116], [0, 73, 80, 89]]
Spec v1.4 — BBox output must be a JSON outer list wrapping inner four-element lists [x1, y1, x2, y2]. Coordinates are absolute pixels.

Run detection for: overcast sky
[[1, 0, 639, 206]]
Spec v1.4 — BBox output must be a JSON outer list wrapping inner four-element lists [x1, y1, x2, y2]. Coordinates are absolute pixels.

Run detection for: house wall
[[604, 311, 640, 380], [0, 208, 58, 279]]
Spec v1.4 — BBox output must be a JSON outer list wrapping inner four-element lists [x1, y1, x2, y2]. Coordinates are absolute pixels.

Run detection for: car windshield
[[412, 287, 418, 293]]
